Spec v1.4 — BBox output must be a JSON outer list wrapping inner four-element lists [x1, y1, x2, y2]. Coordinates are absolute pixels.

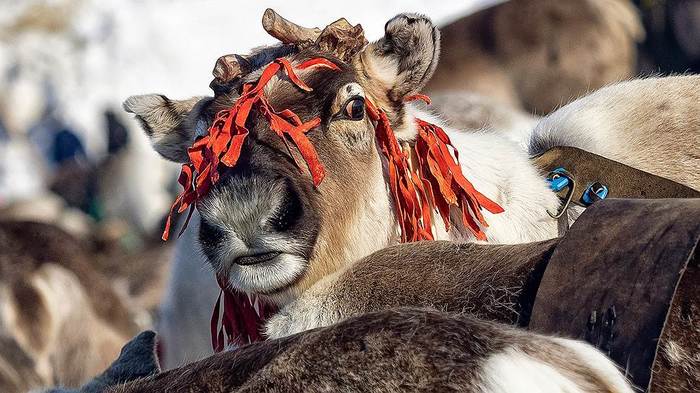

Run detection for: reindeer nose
[[269, 182, 304, 232]]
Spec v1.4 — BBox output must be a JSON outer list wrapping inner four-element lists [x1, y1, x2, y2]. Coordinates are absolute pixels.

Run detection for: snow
[[2, 0, 503, 150], [0, 0, 504, 216]]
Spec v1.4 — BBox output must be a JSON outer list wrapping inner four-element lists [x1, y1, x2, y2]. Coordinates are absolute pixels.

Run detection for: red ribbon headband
[[161, 57, 339, 241], [162, 57, 503, 244]]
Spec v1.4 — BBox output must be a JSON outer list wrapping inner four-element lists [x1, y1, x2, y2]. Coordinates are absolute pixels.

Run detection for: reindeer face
[[125, 13, 440, 302]]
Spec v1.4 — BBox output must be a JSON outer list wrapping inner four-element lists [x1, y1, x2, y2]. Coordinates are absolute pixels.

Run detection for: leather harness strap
[[532, 146, 700, 203], [528, 199, 700, 391]]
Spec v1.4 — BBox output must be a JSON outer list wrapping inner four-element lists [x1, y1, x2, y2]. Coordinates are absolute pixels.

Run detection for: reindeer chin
[[225, 252, 308, 296]]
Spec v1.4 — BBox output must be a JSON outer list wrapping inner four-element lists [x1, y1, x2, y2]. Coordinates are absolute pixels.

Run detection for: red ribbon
[[413, 117, 504, 240], [368, 95, 504, 242], [210, 275, 276, 352]]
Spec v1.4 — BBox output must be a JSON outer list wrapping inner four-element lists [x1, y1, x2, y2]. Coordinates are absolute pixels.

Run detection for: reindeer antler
[[210, 10, 367, 95], [210, 54, 252, 94], [262, 9, 367, 61], [262, 8, 321, 46]]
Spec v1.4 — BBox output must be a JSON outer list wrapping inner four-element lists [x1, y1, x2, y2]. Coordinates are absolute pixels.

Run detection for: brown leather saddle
[[527, 198, 699, 391], [528, 147, 699, 391]]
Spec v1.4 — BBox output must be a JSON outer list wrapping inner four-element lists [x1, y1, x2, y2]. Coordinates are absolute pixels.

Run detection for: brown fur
[[108, 308, 627, 393], [324, 240, 558, 325], [649, 256, 700, 392], [427, 0, 643, 114], [0, 221, 138, 389]]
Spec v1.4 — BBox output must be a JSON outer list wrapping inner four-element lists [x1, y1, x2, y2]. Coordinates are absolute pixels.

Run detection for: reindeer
[[427, 0, 644, 114], [0, 221, 142, 391], [124, 9, 698, 386], [42, 308, 633, 393]]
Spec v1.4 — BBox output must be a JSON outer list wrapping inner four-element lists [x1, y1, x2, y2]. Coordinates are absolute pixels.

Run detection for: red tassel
[[211, 275, 277, 351], [367, 97, 504, 243], [414, 118, 504, 240]]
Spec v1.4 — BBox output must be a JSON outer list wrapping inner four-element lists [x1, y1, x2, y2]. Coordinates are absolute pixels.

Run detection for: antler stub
[[262, 8, 321, 46], [262, 9, 367, 61], [210, 54, 251, 94]]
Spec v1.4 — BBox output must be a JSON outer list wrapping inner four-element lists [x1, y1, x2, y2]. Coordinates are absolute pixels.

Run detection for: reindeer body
[[45, 309, 633, 393]]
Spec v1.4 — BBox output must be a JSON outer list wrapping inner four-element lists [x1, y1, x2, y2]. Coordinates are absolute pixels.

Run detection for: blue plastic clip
[[546, 167, 576, 219], [547, 167, 570, 192], [581, 182, 609, 205]]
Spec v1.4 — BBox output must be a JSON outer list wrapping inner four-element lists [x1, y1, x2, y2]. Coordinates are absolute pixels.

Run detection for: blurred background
[[0, 0, 698, 391]]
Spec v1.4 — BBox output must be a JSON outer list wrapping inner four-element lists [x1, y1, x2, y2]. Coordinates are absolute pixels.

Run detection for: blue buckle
[[548, 168, 571, 192], [546, 167, 576, 219], [581, 182, 609, 206]]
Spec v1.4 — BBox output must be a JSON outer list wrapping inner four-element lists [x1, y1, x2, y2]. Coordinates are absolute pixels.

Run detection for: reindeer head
[[124, 10, 439, 302]]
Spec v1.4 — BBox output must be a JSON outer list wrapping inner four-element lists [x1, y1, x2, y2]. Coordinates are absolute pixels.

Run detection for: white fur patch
[[553, 338, 634, 393], [481, 348, 587, 393], [480, 345, 632, 393], [264, 274, 340, 339]]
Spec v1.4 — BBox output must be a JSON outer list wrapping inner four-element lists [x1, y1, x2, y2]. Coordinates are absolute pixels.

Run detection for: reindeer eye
[[343, 96, 365, 120]]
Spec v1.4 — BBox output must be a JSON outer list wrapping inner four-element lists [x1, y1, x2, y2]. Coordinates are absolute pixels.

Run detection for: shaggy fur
[[103, 309, 631, 393], [649, 256, 700, 392], [264, 240, 558, 338]]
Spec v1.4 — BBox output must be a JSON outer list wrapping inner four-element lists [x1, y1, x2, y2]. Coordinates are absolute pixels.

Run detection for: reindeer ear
[[78, 330, 160, 393], [359, 14, 440, 104], [123, 94, 209, 163]]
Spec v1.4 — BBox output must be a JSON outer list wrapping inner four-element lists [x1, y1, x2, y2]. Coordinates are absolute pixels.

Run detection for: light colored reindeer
[[125, 11, 698, 389], [0, 221, 140, 391]]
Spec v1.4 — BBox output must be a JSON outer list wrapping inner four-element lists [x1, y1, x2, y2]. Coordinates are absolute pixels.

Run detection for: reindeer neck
[[405, 107, 561, 244]]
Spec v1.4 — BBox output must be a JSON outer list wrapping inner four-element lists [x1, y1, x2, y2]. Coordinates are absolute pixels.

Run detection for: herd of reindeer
[[1, 1, 698, 392]]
